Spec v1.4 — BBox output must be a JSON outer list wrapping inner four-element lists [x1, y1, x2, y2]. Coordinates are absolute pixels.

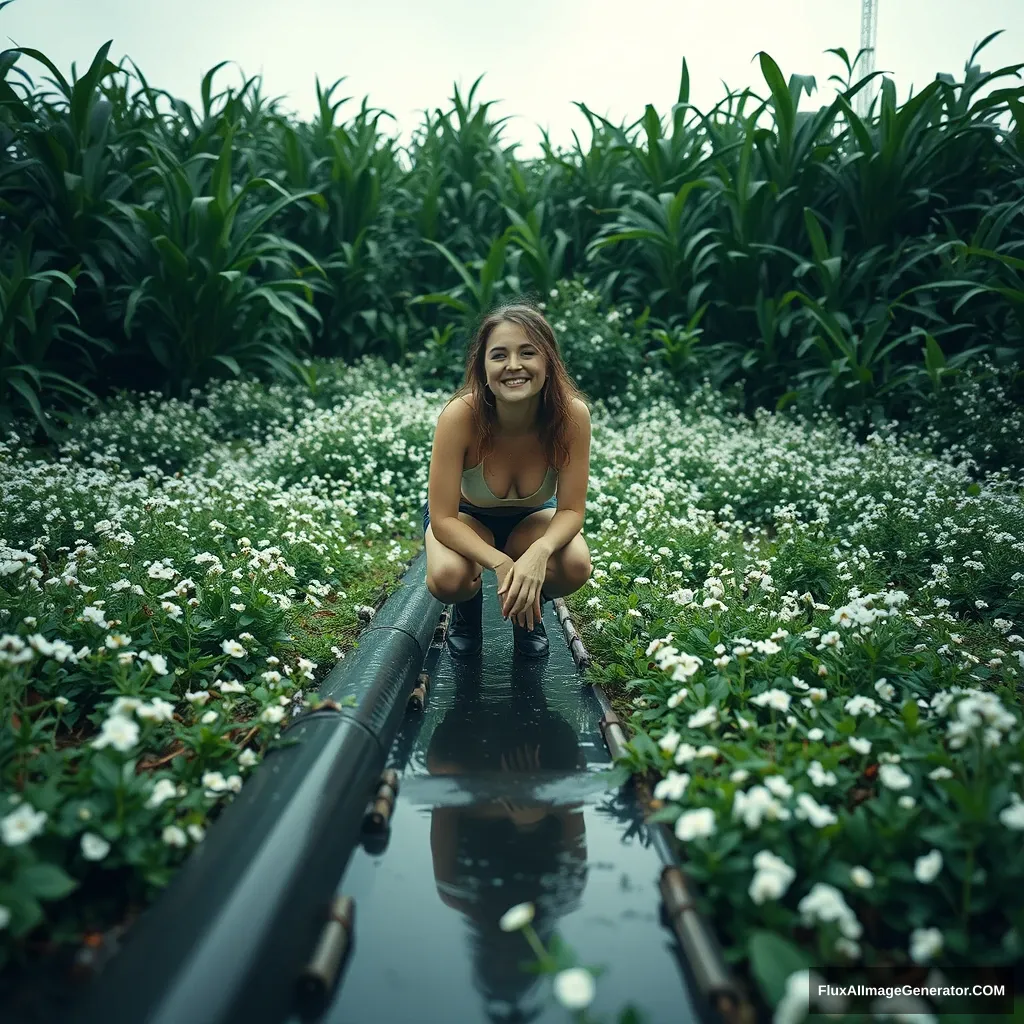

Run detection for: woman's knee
[[426, 565, 481, 602], [553, 550, 592, 590]]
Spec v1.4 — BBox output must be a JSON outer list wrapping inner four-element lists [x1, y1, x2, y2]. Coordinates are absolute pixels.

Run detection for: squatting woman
[[422, 300, 593, 657]]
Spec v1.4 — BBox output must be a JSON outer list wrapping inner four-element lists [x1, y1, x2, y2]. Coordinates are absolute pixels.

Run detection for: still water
[[296, 575, 705, 1024]]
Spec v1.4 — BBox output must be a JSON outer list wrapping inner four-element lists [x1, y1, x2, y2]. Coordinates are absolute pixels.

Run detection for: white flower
[[675, 807, 716, 841], [773, 970, 847, 1024], [136, 698, 175, 722], [666, 687, 689, 708], [764, 775, 793, 799], [261, 705, 285, 725], [910, 927, 943, 963], [848, 737, 872, 755], [928, 766, 953, 781], [217, 680, 246, 695], [794, 793, 838, 829], [144, 653, 169, 676], [109, 696, 143, 718], [674, 743, 699, 764], [874, 678, 896, 701], [879, 764, 913, 791], [733, 786, 790, 829], [687, 706, 718, 730], [914, 849, 943, 883], [146, 779, 178, 809], [186, 823, 205, 842], [202, 771, 230, 795], [239, 748, 258, 769], [162, 825, 188, 848], [499, 902, 535, 931], [999, 798, 1024, 830], [750, 689, 791, 712], [798, 883, 862, 940], [807, 728, 824, 742], [221, 639, 246, 658], [850, 865, 874, 888], [845, 695, 882, 717], [807, 761, 836, 787], [654, 771, 690, 801], [81, 832, 110, 861], [749, 851, 796, 904], [1, 803, 48, 846], [552, 967, 596, 1011], [658, 729, 681, 754], [90, 714, 140, 753]]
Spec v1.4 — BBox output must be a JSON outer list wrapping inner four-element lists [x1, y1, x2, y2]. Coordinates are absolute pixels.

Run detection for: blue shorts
[[422, 495, 557, 553]]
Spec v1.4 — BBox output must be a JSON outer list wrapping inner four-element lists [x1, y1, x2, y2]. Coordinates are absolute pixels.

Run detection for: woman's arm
[[428, 400, 507, 569]]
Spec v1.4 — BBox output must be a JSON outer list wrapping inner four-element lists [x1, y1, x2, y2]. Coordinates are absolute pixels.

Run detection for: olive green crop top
[[460, 459, 558, 510]]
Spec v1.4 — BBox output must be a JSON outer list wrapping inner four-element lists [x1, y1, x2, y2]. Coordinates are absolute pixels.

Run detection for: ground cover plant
[[0, 358, 435, 999], [2, 314, 1022, 1021], [561, 380, 1024, 1021]]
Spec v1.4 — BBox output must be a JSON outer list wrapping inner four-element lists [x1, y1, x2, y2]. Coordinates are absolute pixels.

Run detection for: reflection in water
[[426, 658, 589, 1023]]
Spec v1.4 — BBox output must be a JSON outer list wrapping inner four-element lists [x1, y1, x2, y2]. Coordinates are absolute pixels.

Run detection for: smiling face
[[483, 321, 547, 403]]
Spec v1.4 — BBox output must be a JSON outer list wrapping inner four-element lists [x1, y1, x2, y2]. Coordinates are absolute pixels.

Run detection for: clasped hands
[[494, 543, 549, 631]]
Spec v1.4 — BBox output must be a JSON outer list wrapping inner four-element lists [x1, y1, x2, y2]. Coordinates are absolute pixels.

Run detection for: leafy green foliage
[[1, 35, 1022, 440]]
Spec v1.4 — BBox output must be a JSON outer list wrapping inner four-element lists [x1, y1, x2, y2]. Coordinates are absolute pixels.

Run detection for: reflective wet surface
[[297, 574, 704, 1024]]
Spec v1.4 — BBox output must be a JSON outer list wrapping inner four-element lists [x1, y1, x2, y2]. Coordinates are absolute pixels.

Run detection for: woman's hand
[[496, 544, 549, 630], [491, 555, 537, 627]]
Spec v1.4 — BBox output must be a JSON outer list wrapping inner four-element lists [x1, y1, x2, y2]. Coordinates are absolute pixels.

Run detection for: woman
[[422, 299, 593, 658]]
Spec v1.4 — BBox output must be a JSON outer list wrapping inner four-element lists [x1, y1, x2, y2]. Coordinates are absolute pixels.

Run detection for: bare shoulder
[[570, 398, 592, 429], [440, 395, 474, 427]]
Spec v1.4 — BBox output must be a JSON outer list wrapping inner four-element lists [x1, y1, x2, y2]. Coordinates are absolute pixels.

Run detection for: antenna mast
[[857, 0, 879, 118]]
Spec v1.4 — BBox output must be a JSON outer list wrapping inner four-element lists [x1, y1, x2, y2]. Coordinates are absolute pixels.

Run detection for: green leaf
[[91, 753, 122, 789], [901, 700, 919, 731], [748, 930, 813, 1007], [628, 731, 659, 761], [923, 332, 946, 374], [17, 862, 79, 901]]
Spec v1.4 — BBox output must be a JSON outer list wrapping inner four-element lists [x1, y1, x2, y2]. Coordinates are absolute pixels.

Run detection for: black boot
[[512, 589, 552, 658], [446, 582, 483, 657]]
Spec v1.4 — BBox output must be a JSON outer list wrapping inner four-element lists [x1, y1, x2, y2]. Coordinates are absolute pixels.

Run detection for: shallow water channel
[[293, 573, 706, 1024]]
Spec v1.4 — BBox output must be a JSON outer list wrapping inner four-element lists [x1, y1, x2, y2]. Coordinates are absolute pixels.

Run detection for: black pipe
[[70, 550, 441, 1024]]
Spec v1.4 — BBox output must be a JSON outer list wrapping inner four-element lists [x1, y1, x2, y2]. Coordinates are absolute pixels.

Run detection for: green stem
[[522, 923, 553, 971]]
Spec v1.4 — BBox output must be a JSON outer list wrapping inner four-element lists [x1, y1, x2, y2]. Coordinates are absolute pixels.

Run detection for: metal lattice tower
[[856, 0, 879, 118]]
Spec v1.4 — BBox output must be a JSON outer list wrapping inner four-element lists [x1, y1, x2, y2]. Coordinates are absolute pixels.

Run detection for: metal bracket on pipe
[[552, 597, 592, 670], [363, 769, 400, 834], [407, 671, 430, 713], [556, 606, 752, 1024], [660, 868, 753, 1024], [294, 895, 355, 1021]]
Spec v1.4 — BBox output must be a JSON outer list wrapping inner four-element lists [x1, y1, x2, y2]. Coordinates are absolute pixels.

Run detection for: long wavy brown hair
[[448, 299, 590, 471]]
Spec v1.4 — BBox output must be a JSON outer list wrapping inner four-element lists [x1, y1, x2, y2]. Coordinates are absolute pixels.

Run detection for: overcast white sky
[[2, 0, 1022, 159]]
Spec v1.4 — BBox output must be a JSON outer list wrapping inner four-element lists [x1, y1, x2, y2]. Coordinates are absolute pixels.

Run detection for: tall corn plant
[[0, 42, 135, 385], [269, 78, 408, 361], [0, 243, 99, 436], [114, 128, 325, 395]]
